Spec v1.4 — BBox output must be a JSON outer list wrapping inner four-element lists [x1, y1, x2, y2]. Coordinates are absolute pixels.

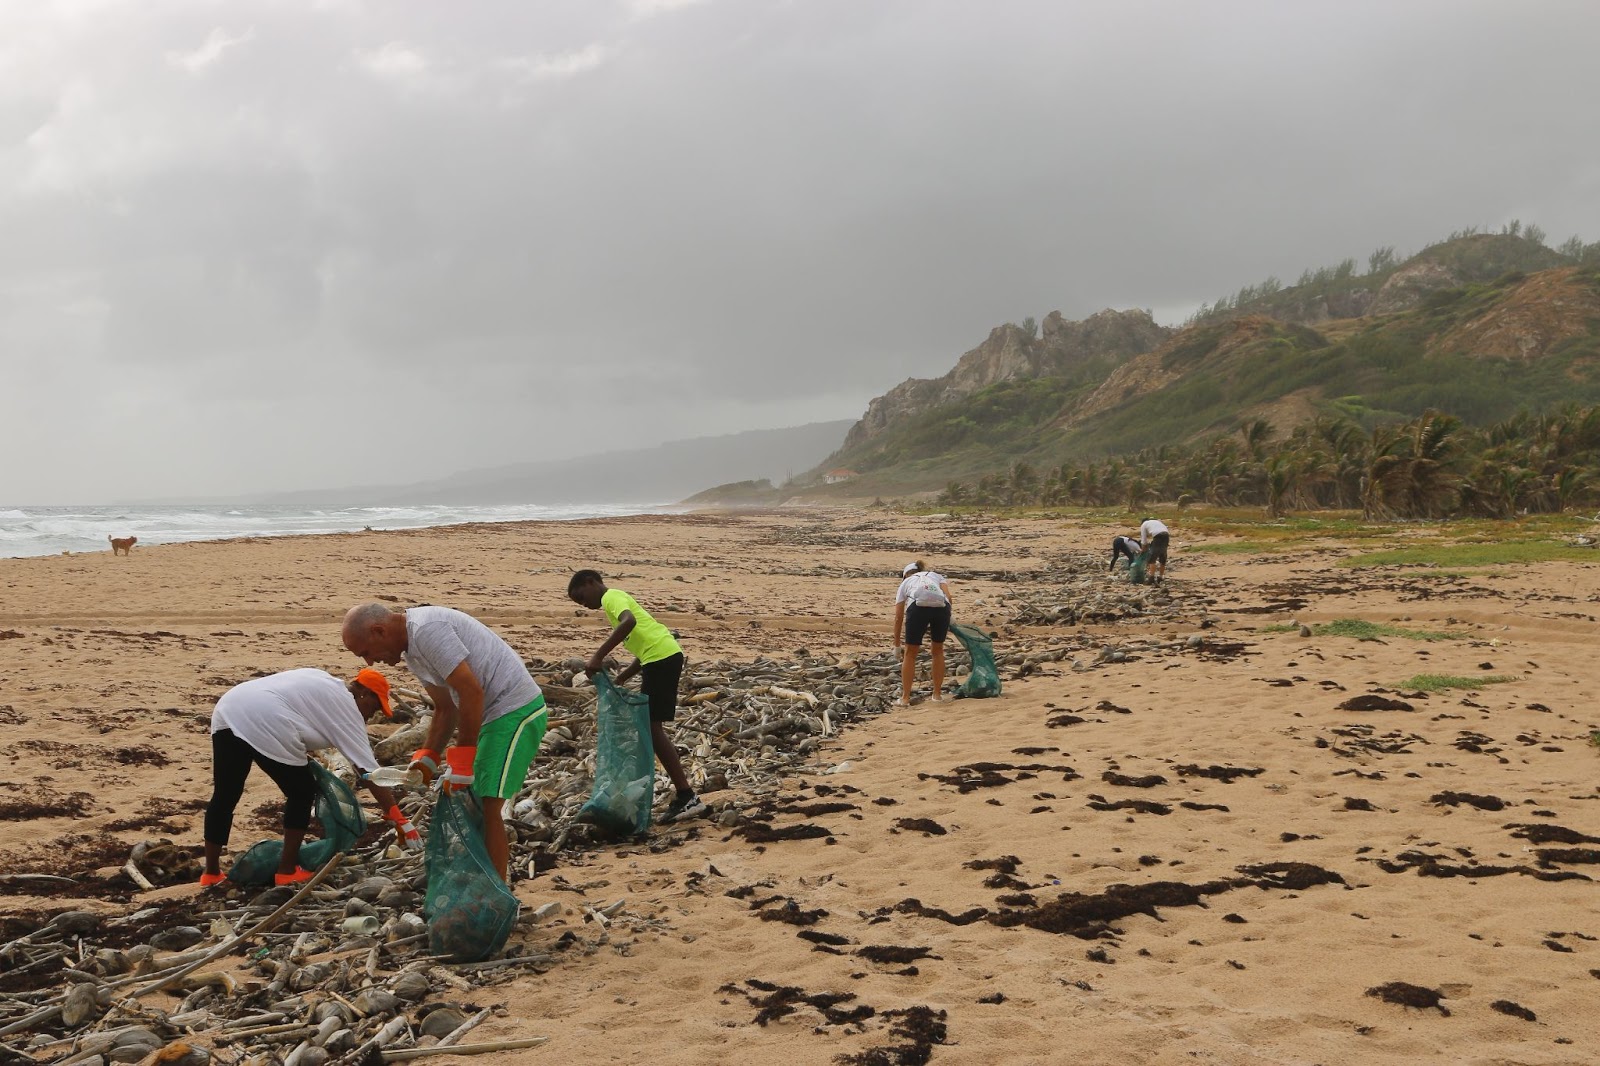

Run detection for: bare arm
[[421, 682, 459, 754], [893, 601, 906, 648], [939, 582, 952, 605], [361, 781, 398, 811], [442, 661, 486, 746], [586, 610, 636, 675]]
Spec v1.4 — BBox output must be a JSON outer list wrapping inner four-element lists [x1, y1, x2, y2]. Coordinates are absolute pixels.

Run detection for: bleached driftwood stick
[[382, 1037, 547, 1061]]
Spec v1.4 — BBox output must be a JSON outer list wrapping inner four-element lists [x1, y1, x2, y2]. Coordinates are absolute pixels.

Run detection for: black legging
[[205, 728, 316, 845], [1110, 538, 1140, 571]]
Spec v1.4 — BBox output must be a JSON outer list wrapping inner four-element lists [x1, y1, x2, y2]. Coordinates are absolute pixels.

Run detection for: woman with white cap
[[893, 560, 953, 707]]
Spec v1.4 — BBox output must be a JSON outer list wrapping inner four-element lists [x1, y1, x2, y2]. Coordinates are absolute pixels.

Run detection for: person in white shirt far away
[[893, 560, 953, 707], [1139, 517, 1171, 585]]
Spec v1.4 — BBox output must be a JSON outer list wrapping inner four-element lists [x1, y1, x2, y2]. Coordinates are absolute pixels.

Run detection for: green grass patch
[[1395, 673, 1519, 692], [1260, 619, 1459, 640], [1343, 542, 1598, 568], [1320, 619, 1458, 641]]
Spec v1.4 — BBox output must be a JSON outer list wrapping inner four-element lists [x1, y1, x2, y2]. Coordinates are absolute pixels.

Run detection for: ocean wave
[[0, 502, 669, 559]]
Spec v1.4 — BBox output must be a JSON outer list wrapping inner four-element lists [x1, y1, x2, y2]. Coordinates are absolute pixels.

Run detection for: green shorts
[[473, 695, 547, 800]]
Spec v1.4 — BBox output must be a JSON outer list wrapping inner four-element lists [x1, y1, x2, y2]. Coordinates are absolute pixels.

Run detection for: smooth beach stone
[[419, 1008, 466, 1039], [53, 910, 102, 936], [150, 926, 205, 952], [353, 989, 400, 1015], [311, 1001, 353, 1025], [61, 983, 106, 1027], [343, 898, 376, 918], [105, 1030, 161, 1063], [390, 972, 431, 1002], [375, 887, 418, 910], [350, 877, 395, 902]]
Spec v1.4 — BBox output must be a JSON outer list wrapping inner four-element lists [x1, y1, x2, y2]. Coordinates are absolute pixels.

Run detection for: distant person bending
[[1139, 517, 1170, 585], [1109, 534, 1142, 573], [567, 570, 708, 823], [342, 604, 548, 883], [894, 561, 953, 707], [201, 668, 418, 888]]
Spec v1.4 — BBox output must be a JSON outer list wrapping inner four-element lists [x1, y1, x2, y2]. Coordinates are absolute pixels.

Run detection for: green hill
[[806, 232, 1600, 500]]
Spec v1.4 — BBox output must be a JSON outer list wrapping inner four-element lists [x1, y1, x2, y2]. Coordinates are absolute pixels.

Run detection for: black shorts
[[1148, 531, 1169, 565], [640, 652, 684, 723], [904, 603, 951, 646]]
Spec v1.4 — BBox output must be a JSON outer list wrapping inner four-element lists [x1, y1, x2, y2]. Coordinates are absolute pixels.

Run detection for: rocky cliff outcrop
[[1429, 268, 1600, 360], [841, 309, 1169, 450], [1068, 316, 1296, 425], [1371, 259, 1461, 315]]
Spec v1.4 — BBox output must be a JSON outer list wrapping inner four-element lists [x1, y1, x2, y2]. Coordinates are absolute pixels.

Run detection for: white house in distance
[[823, 468, 859, 485]]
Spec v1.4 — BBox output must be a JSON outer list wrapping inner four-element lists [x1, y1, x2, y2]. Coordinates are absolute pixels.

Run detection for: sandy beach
[[2, 508, 1599, 1065]]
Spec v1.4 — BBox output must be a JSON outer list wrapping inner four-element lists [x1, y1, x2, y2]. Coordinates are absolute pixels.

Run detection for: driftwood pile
[[0, 648, 949, 1065]]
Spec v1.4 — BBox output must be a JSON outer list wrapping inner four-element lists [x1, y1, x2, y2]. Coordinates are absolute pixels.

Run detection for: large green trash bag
[[227, 761, 368, 885], [1128, 549, 1150, 585], [577, 673, 656, 837], [424, 790, 519, 962], [951, 623, 1001, 698]]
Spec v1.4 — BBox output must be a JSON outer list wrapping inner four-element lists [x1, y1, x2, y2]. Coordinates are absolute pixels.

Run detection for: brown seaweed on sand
[[1365, 982, 1451, 1016]]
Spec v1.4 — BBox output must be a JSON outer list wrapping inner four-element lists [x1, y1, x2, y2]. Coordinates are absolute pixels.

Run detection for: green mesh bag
[[424, 790, 519, 962], [1128, 549, 1150, 585], [577, 673, 656, 837], [227, 761, 368, 885], [951, 623, 1001, 699]]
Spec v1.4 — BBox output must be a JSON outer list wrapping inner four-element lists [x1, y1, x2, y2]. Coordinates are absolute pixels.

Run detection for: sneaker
[[198, 871, 227, 888], [274, 867, 314, 887], [894, 697, 911, 708], [662, 792, 709, 823]]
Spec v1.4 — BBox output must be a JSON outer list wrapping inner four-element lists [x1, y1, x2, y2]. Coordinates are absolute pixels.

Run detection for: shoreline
[[0, 500, 680, 561], [2, 508, 1598, 1063]]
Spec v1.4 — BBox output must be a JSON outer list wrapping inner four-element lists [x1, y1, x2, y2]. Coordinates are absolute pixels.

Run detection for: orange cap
[[354, 668, 392, 717]]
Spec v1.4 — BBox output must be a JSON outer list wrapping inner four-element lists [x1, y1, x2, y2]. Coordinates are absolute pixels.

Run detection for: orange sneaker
[[274, 867, 314, 887], [198, 871, 227, 888]]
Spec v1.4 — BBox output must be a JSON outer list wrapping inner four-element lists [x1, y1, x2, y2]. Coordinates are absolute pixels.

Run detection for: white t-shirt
[[895, 571, 950, 608], [1139, 519, 1169, 545], [404, 606, 542, 727], [210, 668, 379, 771]]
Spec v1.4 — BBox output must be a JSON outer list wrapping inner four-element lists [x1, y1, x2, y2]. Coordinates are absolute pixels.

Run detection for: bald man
[[342, 603, 547, 882]]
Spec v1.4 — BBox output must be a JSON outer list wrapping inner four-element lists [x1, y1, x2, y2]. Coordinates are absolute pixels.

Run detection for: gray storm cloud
[[2, 0, 1597, 501]]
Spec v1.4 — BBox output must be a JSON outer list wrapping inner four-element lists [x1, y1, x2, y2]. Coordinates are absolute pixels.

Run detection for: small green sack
[[951, 623, 1001, 699], [1129, 550, 1150, 585], [578, 673, 656, 837], [424, 790, 520, 962], [227, 761, 368, 885]]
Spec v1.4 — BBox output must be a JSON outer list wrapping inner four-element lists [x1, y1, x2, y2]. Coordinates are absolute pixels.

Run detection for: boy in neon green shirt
[[567, 569, 708, 823]]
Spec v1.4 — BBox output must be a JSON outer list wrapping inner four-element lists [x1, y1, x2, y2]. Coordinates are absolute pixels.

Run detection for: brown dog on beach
[[109, 536, 137, 556]]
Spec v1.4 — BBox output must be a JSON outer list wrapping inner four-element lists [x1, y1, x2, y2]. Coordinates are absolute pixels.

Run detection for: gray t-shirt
[[403, 606, 542, 727]]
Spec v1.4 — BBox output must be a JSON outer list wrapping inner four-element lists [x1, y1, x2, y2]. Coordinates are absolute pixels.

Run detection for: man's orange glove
[[441, 746, 476, 794], [409, 748, 441, 786]]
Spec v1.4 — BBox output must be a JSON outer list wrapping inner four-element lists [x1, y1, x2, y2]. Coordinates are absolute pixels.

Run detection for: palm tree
[[1125, 478, 1152, 514], [1374, 411, 1463, 519], [1264, 456, 1295, 518]]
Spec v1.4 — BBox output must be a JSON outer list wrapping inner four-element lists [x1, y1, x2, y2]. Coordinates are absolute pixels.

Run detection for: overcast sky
[[3, 0, 1597, 502]]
